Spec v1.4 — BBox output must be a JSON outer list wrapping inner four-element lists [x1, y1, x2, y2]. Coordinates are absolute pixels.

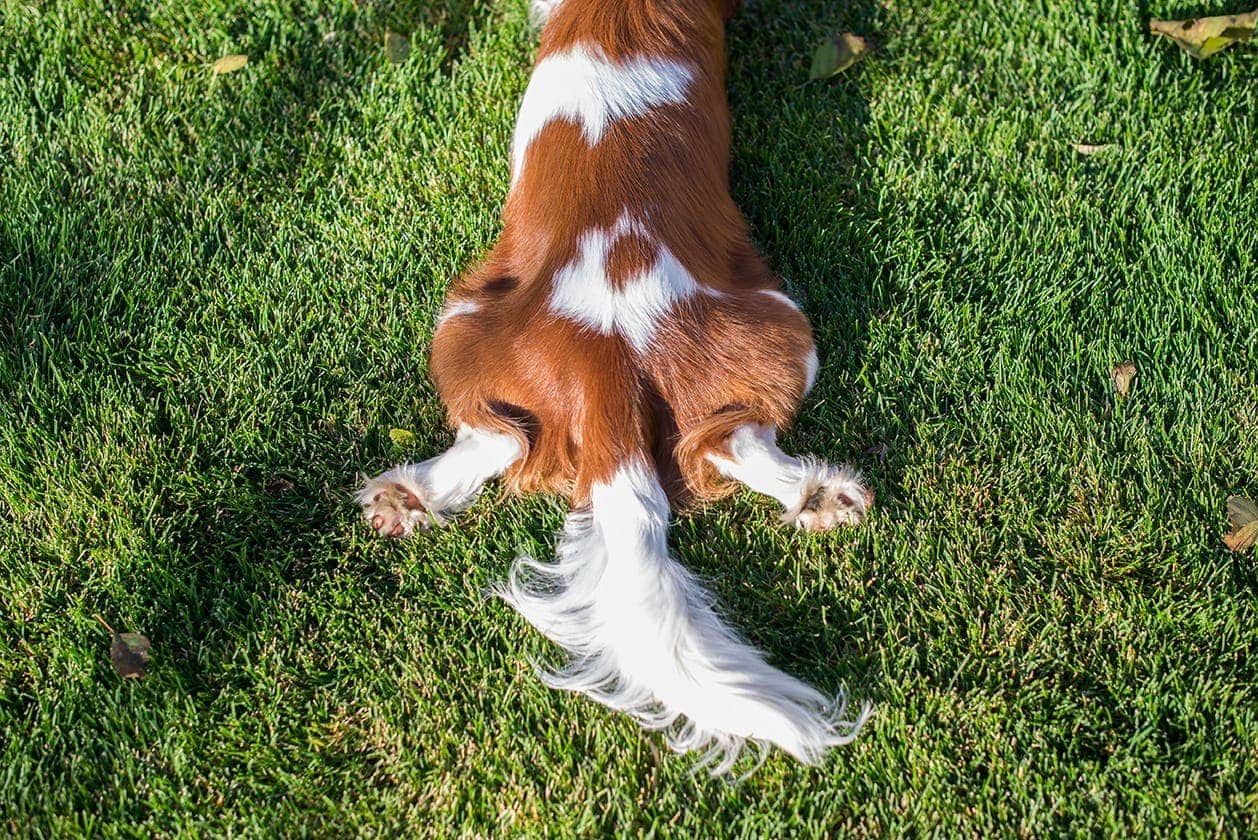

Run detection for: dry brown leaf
[[1150, 9, 1258, 59], [264, 476, 294, 495], [110, 633, 151, 678], [864, 442, 890, 463], [212, 54, 248, 75], [95, 614, 151, 679], [1224, 495, 1258, 552], [1111, 361, 1136, 397]]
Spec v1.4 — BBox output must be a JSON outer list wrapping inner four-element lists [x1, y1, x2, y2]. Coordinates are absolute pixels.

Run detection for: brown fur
[[430, 0, 814, 506]]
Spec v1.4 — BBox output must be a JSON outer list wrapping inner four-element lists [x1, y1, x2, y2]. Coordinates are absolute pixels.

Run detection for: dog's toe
[[360, 479, 431, 538], [786, 468, 871, 532]]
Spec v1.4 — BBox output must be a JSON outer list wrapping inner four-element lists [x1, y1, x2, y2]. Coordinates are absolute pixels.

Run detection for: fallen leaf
[[1072, 143, 1113, 156], [95, 614, 151, 679], [1150, 9, 1257, 59], [1111, 361, 1136, 397], [809, 32, 868, 80], [111, 633, 151, 678], [864, 442, 890, 463], [212, 54, 248, 75], [1223, 495, 1258, 552], [264, 476, 294, 495], [389, 428, 416, 446], [385, 30, 411, 64]]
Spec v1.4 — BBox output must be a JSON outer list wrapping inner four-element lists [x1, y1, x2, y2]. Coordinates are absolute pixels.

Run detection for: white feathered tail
[[498, 457, 869, 774]]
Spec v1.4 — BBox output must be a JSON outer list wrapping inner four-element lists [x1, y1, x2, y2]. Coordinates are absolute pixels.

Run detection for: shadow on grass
[[0, 0, 502, 692], [669, 0, 899, 703], [380, 0, 497, 70]]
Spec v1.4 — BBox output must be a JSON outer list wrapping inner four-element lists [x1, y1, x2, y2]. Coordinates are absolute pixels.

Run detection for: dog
[[359, 0, 872, 774]]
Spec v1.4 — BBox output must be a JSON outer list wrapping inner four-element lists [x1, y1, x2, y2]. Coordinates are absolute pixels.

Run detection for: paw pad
[[786, 467, 871, 532], [359, 479, 433, 538]]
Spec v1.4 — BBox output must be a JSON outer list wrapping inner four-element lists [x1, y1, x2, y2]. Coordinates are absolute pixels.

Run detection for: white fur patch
[[510, 44, 694, 183], [759, 288, 800, 311], [499, 457, 869, 774], [804, 347, 819, 394], [437, 299, 479, 326], [708, 424, 869, 529], [709, 424, 806, 508], [549, 213, 713, 353]]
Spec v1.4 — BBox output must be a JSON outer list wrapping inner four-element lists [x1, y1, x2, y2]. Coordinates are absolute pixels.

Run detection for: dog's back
[[433, 0, 814, 505]]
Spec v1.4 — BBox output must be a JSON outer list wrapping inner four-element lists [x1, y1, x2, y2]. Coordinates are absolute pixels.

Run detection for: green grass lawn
[[2, 0, 1257, 834]]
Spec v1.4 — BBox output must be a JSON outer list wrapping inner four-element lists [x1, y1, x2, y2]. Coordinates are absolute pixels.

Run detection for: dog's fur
[[359, 0, 871, 774]]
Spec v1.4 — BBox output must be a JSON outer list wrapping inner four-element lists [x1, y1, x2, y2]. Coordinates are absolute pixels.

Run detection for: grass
[[2, 0, 1256, 834]]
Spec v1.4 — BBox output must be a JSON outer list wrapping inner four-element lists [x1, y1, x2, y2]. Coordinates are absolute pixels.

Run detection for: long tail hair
[[497, 397, 868, 773]]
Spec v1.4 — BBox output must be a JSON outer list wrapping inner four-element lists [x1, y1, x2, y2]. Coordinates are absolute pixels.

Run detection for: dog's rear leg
[[358, 425, 523, 538], [706, 424, 871, 531]]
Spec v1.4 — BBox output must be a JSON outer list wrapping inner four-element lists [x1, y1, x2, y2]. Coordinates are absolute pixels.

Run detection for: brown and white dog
[[359, 0, 872, 774]]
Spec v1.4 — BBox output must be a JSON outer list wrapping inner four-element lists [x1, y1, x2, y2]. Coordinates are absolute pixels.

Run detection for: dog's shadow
[[671, 0, 901, 706]]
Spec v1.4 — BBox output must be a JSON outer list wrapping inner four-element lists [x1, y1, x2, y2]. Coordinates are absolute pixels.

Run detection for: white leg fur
[[499, 458, 870, 774], [708, 425, 871, 531], [358, 425, 523, 537]]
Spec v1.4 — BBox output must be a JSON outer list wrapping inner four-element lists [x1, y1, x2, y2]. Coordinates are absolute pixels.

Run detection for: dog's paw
[[357, 472, 439, 538], [783, 464, 872, 532]]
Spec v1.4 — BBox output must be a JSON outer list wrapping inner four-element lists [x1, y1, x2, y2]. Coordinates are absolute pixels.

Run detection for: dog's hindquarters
[[429, 278, 637, 502], [643, 287, 817, 499]]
